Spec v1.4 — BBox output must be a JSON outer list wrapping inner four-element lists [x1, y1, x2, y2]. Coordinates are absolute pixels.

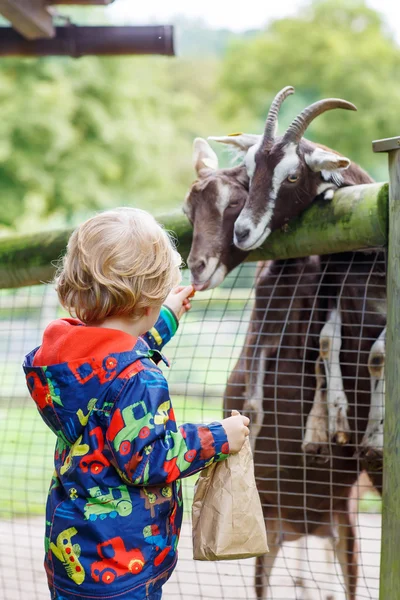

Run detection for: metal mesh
[[0, 254, 384, 600]]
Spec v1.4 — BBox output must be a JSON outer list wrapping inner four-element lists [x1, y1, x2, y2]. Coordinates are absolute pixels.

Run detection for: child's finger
[[176, 285, 194, 301]]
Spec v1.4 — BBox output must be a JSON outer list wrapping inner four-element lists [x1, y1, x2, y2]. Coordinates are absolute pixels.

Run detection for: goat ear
[[193, 138, 219, 176], [208, 133, 261, 153], [305, 147, 351, 172]]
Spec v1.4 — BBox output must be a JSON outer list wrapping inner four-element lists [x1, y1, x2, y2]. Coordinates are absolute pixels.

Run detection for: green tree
[[0, 4, 262, 233], [0, 53, 220, 232], [218, 0, 400, 179]]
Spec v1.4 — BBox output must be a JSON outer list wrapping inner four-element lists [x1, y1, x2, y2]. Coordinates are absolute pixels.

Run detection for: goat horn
[[263, 86, 295, 144], [283, 98, 357, 144]]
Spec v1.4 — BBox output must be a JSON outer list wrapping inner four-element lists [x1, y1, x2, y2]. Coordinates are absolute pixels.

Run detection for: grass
[[0, 395, 224, 519], [0, 287, 252, 397], [0, 276, 382, 519], [0, 397, 383, 519], [358, 490, 382, 514], [0, 402, 54, 518], [0, 283, 242, 519]]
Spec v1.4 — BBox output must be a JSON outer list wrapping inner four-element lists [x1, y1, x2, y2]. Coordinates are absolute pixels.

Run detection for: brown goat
[[211, 87, 386, 463], [184, 143, 362, 600]]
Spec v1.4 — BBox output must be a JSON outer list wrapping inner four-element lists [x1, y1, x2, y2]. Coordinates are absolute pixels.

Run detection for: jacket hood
[[23, 318, 167, 444]]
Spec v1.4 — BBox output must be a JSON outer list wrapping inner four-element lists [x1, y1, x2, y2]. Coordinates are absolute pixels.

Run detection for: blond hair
[[55, 207, 182, 324]]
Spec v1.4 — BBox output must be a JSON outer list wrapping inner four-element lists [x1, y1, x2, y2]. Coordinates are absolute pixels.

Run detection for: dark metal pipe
[[0, 25, 174, 57], [48, 1, 114, 4]]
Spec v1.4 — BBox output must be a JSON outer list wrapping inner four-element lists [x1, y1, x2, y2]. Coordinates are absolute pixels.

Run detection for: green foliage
[[0, 54, 219, 231], [0, 395, 221, 517], [0, 0, 397, 231], [218, 0, 400, 180]]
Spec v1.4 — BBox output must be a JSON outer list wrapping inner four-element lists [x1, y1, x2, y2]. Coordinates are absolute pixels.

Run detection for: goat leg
[[320, 309, 351, 444], [245, 347, 267, 453], [302, 357, 330, 463], [359, 328, 385, 467]]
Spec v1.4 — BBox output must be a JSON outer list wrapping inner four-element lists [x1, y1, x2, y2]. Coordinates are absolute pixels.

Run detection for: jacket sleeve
[[105, 368, 229, 486], [141, 306, 179, 353]]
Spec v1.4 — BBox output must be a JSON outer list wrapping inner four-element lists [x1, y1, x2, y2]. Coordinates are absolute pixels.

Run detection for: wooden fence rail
[[0, 181, 388, 290]]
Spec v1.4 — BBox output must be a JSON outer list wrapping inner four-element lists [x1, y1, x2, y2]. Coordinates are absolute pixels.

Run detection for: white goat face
[[234, 140, 352, 251], [231, 87, 357, 251]]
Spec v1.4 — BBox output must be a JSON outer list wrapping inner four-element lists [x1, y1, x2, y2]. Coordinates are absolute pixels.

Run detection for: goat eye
[[287, 174, 299, 183], [228, 200, 240, 208]]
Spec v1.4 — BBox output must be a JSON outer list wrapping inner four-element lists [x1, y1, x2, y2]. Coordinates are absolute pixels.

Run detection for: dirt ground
[[0, 513, 381, 600]]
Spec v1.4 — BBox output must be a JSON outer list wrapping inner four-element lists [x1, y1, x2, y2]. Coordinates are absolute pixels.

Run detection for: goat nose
[[235, 227, 250, 244], [193, 259, 206, 274]]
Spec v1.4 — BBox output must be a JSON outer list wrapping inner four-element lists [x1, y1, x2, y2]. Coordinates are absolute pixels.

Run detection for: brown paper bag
[[192, 437, 269, 560]]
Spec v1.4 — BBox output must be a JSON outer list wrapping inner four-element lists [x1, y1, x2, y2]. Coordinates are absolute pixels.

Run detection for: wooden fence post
[[373, 137, 400, 599]]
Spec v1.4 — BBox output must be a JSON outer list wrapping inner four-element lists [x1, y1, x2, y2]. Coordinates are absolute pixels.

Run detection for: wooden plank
[[377, 147, 400, 600], [0, 182, 389, 289], [373, 136, 400, 153], [0, 0, 54, 39]]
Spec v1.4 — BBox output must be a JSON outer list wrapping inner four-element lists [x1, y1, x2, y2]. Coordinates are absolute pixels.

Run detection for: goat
[[184, 137, 250, 291], [231, 86, 372, 251], [318, 252, 386, 468], [213, 87, 386, 465], [184, 140, 360, 600]]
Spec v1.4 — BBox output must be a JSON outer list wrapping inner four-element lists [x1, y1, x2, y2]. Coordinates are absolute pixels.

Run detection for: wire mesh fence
[[0, 256, 384, 600]]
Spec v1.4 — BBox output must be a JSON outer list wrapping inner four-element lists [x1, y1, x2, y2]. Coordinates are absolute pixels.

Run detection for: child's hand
[[220, 410, 250, 454], [164, 286, 195, 320]]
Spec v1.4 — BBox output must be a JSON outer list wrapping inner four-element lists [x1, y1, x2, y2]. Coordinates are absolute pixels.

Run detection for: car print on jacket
[[79, 426, 110, 475], [91, 537, 145, 584], [84, 485, 132, 521]]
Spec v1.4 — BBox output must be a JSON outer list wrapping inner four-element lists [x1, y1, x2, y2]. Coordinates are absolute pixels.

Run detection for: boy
[[23, 207, 249, 600]]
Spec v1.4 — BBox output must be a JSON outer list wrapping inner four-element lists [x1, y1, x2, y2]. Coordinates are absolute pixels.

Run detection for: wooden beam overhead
[[0, 25, 175, 57], [0, 0, 116, 40], [0, 0, 54, 39]]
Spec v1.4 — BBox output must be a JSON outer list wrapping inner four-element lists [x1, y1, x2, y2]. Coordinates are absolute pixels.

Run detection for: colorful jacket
[[23, 307, 229, 600]]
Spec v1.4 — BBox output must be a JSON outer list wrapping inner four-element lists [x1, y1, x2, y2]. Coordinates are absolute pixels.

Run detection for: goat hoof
[[355, 446, 383, 471], [302, 442, 330, 465], [365, 447, 383, 460], [334, 430, 350, 445]]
